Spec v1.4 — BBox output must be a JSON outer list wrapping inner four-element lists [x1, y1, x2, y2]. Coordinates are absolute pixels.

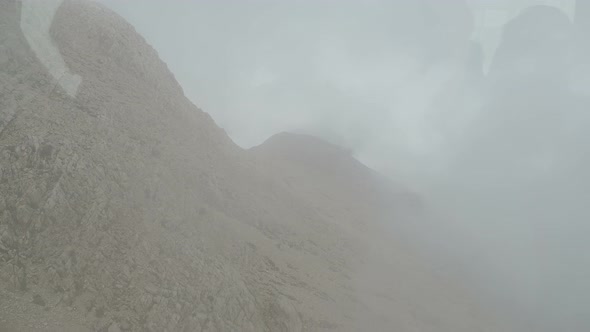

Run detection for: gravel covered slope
[[0, 1, 510, 331]]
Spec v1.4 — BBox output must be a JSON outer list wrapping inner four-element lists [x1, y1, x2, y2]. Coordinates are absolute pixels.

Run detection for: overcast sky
[[96, 0, 575, 179], [97, 0, 482, 182]]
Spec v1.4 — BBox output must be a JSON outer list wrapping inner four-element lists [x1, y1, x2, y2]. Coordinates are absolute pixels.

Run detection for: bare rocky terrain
[[0, 1, 510, 331]]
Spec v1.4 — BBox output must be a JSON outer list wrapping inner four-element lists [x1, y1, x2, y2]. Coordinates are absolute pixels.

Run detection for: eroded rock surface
[[0, 1, 509, 331]]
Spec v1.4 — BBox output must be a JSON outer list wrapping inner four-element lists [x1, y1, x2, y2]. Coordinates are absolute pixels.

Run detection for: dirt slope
[[0, 1, 509, 331]]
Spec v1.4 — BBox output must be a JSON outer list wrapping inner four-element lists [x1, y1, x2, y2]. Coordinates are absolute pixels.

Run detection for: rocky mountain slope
[[0, 1, 509, 331]]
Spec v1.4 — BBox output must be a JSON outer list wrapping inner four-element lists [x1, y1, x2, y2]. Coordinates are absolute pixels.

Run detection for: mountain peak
[[0, 2, 509, 331]]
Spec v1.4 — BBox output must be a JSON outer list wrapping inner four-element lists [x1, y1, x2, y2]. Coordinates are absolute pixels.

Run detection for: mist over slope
[[98, 1, 590, 331], [0, 1, 513, 331]]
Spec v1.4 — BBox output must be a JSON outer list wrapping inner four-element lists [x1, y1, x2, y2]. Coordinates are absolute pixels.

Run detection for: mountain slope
[[0, 1, 508, 331]]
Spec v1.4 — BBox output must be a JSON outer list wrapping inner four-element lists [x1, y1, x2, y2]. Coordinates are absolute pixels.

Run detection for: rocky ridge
[[0, 1, 509, 331]]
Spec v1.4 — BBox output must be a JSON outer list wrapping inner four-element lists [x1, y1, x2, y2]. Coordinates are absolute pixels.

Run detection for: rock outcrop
[[0, 1, 509, 331]]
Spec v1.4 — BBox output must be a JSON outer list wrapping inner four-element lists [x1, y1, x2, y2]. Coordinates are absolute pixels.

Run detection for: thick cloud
[[98, 1, 589, 330], [98, 1, 475, 179]]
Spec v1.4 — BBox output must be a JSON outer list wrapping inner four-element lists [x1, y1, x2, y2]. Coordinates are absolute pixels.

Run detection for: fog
[[99, 0, 589, 330]]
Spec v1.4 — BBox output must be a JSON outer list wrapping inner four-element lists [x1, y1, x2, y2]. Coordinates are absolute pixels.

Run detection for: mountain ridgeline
[[0, 1, 508, 331]]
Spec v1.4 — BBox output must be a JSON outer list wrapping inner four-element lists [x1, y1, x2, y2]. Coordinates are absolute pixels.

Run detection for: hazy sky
[[96, 0, 574, 179], [98, 0, 480, 182]]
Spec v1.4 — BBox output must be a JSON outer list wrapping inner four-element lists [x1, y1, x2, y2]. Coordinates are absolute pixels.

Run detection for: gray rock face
[[0, 1, 511, 331]]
